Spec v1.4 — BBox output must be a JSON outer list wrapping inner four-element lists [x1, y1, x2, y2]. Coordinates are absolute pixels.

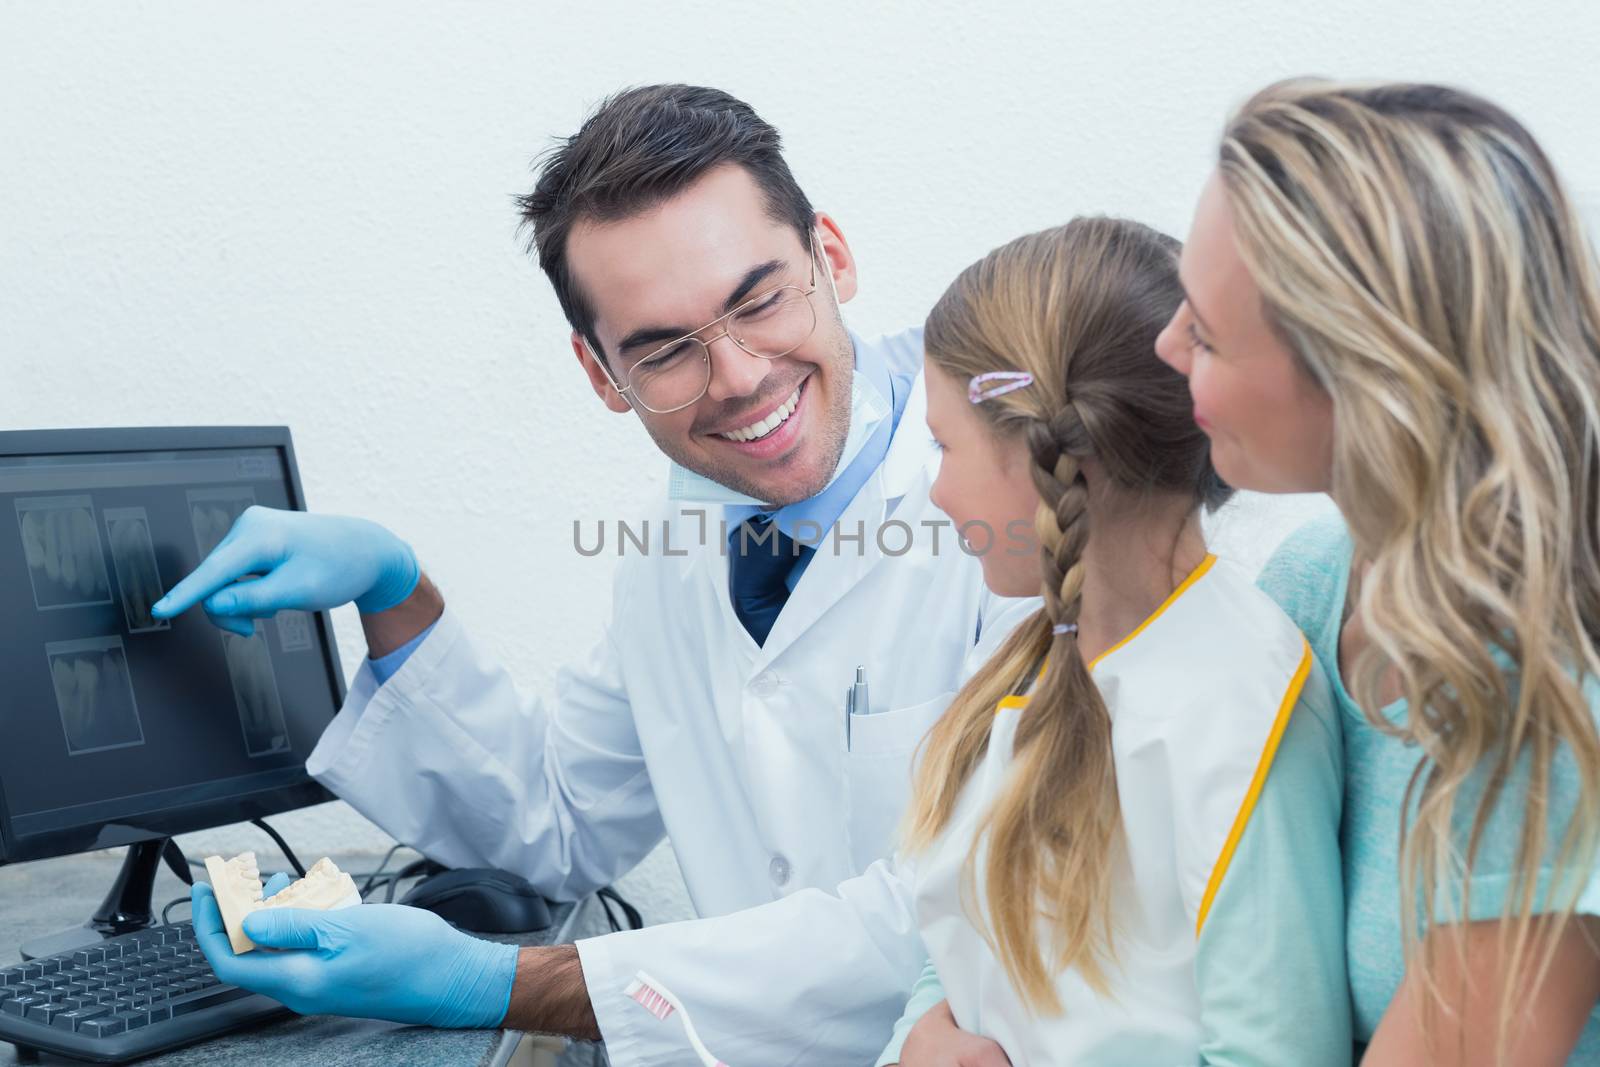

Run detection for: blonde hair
[[902, 218, 1229, 1012], [1220, 79, 1600, 1056]]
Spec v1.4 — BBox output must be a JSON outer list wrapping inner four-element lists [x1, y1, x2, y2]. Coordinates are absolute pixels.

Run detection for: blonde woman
[[880, 218, 1350, 1066], [1156, 80, 1600, 1064]]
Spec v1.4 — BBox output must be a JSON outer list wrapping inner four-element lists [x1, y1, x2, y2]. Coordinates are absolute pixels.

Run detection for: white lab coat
[[306, 330, 1036, 1066], [914, 556, 1316, 1066]]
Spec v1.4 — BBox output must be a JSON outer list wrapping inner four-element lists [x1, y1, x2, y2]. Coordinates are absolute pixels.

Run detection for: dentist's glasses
[[591, 236, 824, 414]]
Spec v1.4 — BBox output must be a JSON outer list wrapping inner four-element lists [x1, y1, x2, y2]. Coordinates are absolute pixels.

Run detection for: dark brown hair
[[515, 84, 816, 366]]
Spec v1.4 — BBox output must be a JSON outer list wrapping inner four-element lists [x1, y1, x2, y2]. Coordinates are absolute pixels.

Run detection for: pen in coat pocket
[[845, 665, 872, 752]]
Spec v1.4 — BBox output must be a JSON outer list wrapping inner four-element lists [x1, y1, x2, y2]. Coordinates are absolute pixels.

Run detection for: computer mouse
[[399, 867, 553, 934]]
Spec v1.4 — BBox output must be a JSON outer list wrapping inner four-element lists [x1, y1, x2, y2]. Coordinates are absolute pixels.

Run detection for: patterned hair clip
[[968, 371, 1034, 404], [1052, 622, 1078, 636]]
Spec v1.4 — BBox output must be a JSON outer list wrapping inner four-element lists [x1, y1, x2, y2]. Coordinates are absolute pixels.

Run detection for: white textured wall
[[4, 1, 1598, 924]]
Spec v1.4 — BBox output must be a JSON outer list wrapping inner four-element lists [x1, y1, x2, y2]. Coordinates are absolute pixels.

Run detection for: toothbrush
[[623, 970, 731, 1067]]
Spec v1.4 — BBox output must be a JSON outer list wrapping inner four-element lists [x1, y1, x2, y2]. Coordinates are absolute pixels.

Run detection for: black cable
[[611, 887, 642, 929], [596, 891, 619, 932], [161, 896, 191, 925], [388, 858, 437, 902], [597, 887, 642, 931], [161, 839, 194, 886], [359, 844, 407, 898], [250, 817, 307, 878]]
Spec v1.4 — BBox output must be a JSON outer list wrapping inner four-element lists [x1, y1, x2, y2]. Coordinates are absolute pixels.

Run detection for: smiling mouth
[[714, 380, 804, 443]]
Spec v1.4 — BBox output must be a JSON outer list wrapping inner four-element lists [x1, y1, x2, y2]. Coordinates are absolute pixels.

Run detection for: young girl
[[1157, 80, 1600, 1064], [881, 218, 1350, 1065]]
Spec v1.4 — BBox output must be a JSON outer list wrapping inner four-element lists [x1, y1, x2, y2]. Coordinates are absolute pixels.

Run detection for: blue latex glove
[[151, 506, 419, 636], [190, 874, 518, 1028]]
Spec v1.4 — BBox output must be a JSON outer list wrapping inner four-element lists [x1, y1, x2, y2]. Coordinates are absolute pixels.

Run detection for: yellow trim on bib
[[1193, 637, 1314, 937], [994, 554, 1218, 714], [1088, 553, 1216, 672]]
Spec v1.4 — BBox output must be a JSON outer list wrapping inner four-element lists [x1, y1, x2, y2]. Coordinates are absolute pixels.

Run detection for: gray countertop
[[0, 848, 609, 1066]]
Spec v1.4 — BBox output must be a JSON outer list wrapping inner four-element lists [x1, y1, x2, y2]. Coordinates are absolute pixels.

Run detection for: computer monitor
[[0, 428, 346, 951]]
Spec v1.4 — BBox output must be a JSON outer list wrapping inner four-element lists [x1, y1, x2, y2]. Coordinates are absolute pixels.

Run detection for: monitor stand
[[19, 838, 176, 960]]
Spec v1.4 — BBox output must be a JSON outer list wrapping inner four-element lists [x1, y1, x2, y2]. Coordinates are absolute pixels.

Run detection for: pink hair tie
[[968, 371, 1034, 404]]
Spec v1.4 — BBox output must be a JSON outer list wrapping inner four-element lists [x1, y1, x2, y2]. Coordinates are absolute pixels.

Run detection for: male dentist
[[157, 85, 1031, 1064]]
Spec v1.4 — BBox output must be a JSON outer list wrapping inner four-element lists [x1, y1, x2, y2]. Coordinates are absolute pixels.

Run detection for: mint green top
[[1256, 514, 1600, 1058], [876, 615, 1352, 1065]]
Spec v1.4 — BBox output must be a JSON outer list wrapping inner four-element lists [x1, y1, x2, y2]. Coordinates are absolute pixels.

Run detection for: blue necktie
[[729, 516, 811, 645]]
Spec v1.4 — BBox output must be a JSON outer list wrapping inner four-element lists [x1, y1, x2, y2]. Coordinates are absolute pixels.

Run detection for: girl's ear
[[1000, 429, 1035, 478]]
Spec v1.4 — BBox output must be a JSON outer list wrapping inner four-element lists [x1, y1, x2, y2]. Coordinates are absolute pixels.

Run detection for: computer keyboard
[[0, 920, 286, 1063]]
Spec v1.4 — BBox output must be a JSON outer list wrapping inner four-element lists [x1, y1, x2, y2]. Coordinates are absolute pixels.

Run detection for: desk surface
[[0, 848, 607, 1066]]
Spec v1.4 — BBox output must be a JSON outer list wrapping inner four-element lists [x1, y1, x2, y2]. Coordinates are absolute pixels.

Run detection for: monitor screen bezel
[[0, 426, 347, 865]]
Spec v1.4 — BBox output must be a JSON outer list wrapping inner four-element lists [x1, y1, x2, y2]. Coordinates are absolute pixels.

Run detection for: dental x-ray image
[[221, 627, 290, 757], [104, 506, 169, 633], [276, 610, 313, 652], [16, 495, 113, 611], [47, 636, 145, 755], [186, 486, 257, 561]]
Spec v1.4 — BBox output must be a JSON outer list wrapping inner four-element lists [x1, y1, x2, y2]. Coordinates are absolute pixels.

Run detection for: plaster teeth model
[[203, 852, 361, 954], [203, 851, 265, 955], [257, 856, 362, 913]]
